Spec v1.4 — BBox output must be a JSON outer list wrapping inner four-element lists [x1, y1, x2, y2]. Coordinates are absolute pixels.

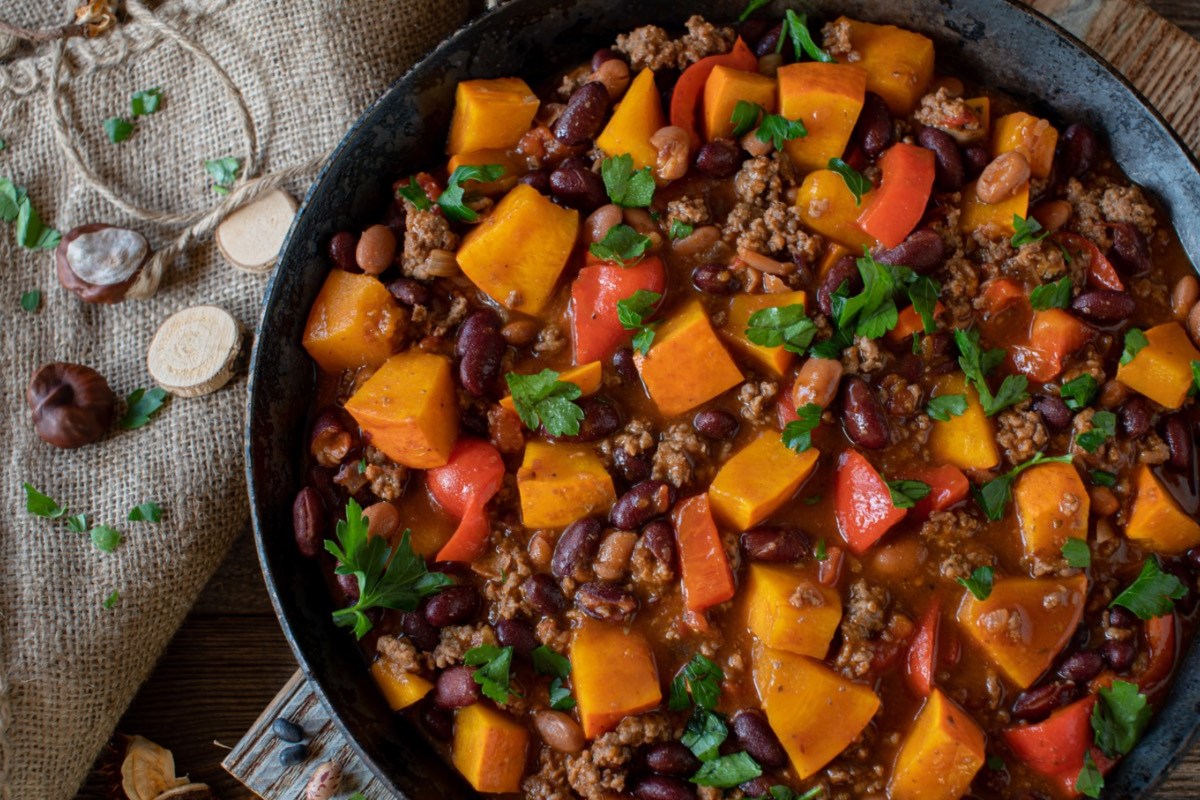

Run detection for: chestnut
[[28, 362, 116, 448], [56, 223, 151, 304]]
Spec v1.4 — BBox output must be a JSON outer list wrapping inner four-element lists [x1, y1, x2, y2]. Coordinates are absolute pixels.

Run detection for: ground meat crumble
[[614, 15, 734, 71]]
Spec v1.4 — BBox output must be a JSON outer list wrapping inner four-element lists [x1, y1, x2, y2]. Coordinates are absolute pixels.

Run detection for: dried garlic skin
[[120, 735, 186, 800]]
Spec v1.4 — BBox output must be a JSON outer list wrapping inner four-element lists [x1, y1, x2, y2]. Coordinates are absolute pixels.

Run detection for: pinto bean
[[731, 709, 788, 768], [1031, 199, 1072, 232], [575, 581, 638, 623], [1070, 290, 1135, 323], [595, 530, 638, 581], [554, 82, 609, 145], [917, 127, 965, 190], [495, 618, 539, 658], [817, 256, 862, 316], [434, 666, 481, 708], [456, 310, 506, 396], [522, 573, 568, 615], [591, 58, 631, 100], [423, 585, 480, 628], [1164, 411, 1194, 470], [1120, 396, 1152, 438], [692, 263, 740, 295], [309, 408, 355, 467], [591, 48, 623, 71], [692, 408, 739, 440], [976, 151, 1031, 204], [740, 526, 809, 562], [356, 224, 396, 275], [854, 92, 894, 158], [551, 517, 604, 579], [1058, 651, 1104, 682], [550, 157, 607, 211], [1172, 276, 1199, 321], [292, 487, 326, 559], [644, 742, 701, 777], [874, 228, 945, 273], [793, 357, 843, 410], [362, 501, 401, 540], [1057, 122, 1100, 179], [533, 709, 586, 753], [1033, 395, 1073, 432], [1011, 681, 1076, 722], [611, 480, 673, 530], [1189, 302, 1200, 348], [584, 203, 624, 243], [671, 225, 721, 257], [650, 125, 690, 182], [1109, 222, 1151, 275], [841, 377, 889, 449], [694, 140, 741, 178]]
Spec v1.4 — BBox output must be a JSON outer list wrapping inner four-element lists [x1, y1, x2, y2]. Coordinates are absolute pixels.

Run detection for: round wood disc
[[147, 305, 243, 397], [214, 189, 298, 273]]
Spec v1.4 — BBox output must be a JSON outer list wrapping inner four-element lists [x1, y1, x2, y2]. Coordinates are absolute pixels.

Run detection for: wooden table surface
[[75, 3, 1200, 799]]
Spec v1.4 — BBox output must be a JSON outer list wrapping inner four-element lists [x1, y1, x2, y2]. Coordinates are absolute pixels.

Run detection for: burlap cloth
[[0, 1, 476, 797]]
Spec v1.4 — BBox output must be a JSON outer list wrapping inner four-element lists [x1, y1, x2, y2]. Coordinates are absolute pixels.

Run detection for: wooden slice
[[214, 189, 298, 273], [147, 305, 243, 397]]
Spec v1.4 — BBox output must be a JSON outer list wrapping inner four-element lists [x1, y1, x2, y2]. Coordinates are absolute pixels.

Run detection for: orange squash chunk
[[636, 299, 743, 417], [928, 373, 1000, 471], [571, 620, 662, 739], [1116, 322, 1200, 410], [703, 65, 776, 141], [1015, 461, 1089, 563], [370, 659, 433, 711], [796, 169, 877, 250], [957, 574, 1087, 689], [500, 360, 602, 412], [452, 702, 529, 793], [833, 17, 934, 115], [709, 432, 819, 530], [776, 63, 867, 172], [720, 290, 808, 376], [889, 689, 986, 800], [344, 351, 458, 468], [959, 179, 1029, 235], [743, 563, 841, 658], [302, 270, 404, 373], [1125, 464, 1200, 553], [447, 77, 539, 155], [596, 68, 666, 171], [446, 149, 520, 195], [992, 112, 1059, 179], [517, 441, 616, 529]]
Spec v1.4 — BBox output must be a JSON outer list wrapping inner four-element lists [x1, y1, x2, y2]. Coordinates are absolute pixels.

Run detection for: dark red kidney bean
[[434, 666, 481, 708], [612, 347, 640, 384], [402, 607, 441, 651], [817, 256, 863, 316], [1186, 546, 1200, 571], [753, 22, 783, 57], [1070, 290, 1135, 323], [739, 777, 776, 798], [692, 263, 740, 295], [591, 48, 623, 70], [1120, 396, 1152, 438], [963, 144, 991, 178], [1033, 395, 1073, 432], [1058, 122, 1100, 179], [917, 126, 965, 191], [641, 519, 677, 570], [694, 140, 741, 178], [644, 742, 701, 777], [1165, 411, 1194, 470], [842, 377, 889, 450], [382, 199, 407, 234], [731, 709, 788, 768], [456, 310, 506, 397], [874, 228, 945, 273], [1109, 222, 1151, 275], [633, 775, 696, 800], [386, 276, 430, 307], [549, 158, 607, 211], [554, 82, 609, 146], [292, 486, 325, 559], [423, 585, 480, 628], [610, 480, 673, 529], [575, 581, 638, 623], [612, 447, 653, 484], [1011, 681, 1076, 722], [522, 573, 568, 615], [495, 618, 539, 658], [420, 701, 454, 740], [1057, 651, 1105, 682], [693, 408, 739, 440], [335, 572, 359, 604], [518, 169, 551, 193], [1102, 639, 1136, 672], [1108, 606, 1138, 629], [741, 526, 809, 562], [852, 92, 894, 159], [328, 231, 359, 273], [552, 517, 604, 579], [551, 396, 621, 443]]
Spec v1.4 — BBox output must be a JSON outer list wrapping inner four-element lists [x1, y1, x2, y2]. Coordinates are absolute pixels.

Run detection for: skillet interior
[[245, 1, 1200, 796]]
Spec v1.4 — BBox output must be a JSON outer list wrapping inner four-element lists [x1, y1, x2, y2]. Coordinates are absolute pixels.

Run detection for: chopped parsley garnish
[[926, 393, 968, 422], [1091, 469, 1117, 487], [808, 326, 854, 360], [1, 178, 60, 249], [67, 514, 88, 533], [783, 9, 834, 63], [669, 219, 694, 240], [730, 100, 764, 137], [504, 369, 585, 437], [1029, 277, 1072, 311], [669, 653, 724, 711], [954, 328, 1029, 417], [90, 525, 123, 553], [616, 289, 662, 356], [752, 788, 824, 800], [103, 590, 121, 609], [395, 176, 433, 210], [828, 157, 870, 206], [439, 164, 505, 222], [1075, 410, 1116, 453], [1010, 214, 1050, 247], [119, 387, 168, 429], [832, 251, 899, 338], [1191, 360, 1200, 396], [682, 708, 727, 761], [532, 645, 575, 710], [1060, 374, 1099, 411], [1091, 679, 1152, 759], [1120, 328, 1149, 366], [24, 483, 67, 518], [128, 502, 163, 523], [987, 755, 1006, 771], [601, 154, 655, 208], [782, 403, 822, 454], [756, 113, 808, 150], [957, 565, 995, 601], [464, 644, 516, 704], [691, 751, 762, 788], [20, 290, 40, 312], [589, 223, 651, 266], [104, 117, 134, 144], [737, 0, 771, 21], [1061, 537, 1091, 568], [815, 538, 828, 560], [745, 304, 818, 353], [204, 157, 242, 195], [972, 451, 1073, 521], [1110, 557, 1186, 620], [131, 87, 163, 117], [907, 275, 942, 334], [324, 499, 453, 638], [887, 479, 930, 509], [1076, 751, 1104, 799], [669, 652, 761, 784]]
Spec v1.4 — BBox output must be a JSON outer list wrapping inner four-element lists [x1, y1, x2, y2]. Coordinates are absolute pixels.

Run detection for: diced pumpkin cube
[[796, 169, 877, 250], [1015, 462, 1089, 563], [446, 149, 520, 195], [370, 659, 433, 711], [674, 493, 737, 614], [517, 441, 616, 529], [636, 299, 744, 417], [709, 432, 819, 530], [992, 112, 1059, 179], [777, 63, 868, 172], [957, 574, 1087, 689], [456, 184, 578, 315], [1116, 322, 1200, 410], [447, 77, 539, 155], [344, 351, 458, 468], [959, 179, 1029, 235], [571, 620, 662, 739], [1125, 464, 1200, 553], [889, 689, 986, 800], [500, 360, 602, 413], [720, 290, 808, 376], [752, 645, 881, 779], [302, 270, 404, 372], [833, 17, 934, 115], [451, 702, 529, 793], [743, 563, 841, 658], [928, 373, 1000, 471], [817, 243, 853, 277], [703, 66, 776, 141], [596, 69, 665, 171]]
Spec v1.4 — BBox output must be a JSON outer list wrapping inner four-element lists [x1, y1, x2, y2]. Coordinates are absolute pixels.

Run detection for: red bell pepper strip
[[1010, 308, 1093, 383], [905, 464, 969, 521], [427, 438, 506, 562], [818, 545, 845, 587], [834, 450, 907, 554], [905, 602, 941, 697], [1140, 612, 1177, 691], [673, 493, 736, 615], [1055, 231, 1124, 292], [669, 37, 758, 147], [1003, 696, 1116, 798], [570, 255, 666, 364], [857, 143, 936, 249]]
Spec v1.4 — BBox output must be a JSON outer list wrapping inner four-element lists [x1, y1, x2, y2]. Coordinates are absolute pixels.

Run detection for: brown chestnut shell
[[28, 362, 116, 448], [56, 223, 150, 304]]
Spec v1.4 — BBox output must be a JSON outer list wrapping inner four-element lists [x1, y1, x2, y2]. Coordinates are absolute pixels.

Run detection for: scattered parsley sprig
[[601, 154, 655, 208], [119, 387, 169, 430], [532, 645, 575, 710], [1029, 277, 1072, 311], [782, 403, 822, 453], [0, 178, 60, 250], [1110, 558, 1186, 620], [1075, 410, 1116, 453], [887, 479, 930, 509], [828, 158, 870, 206], [954, 328, 1028, 417], [1011, 214, 1049, 247], [616, 289, 661, 356], [745, 304, 817, 354], [973, 451, 1073, 521], [958, 565, 995, 600], [505, 369, 585, 437], [589, 223, 651, 266], [440, 164, 505, 222], [927, 394, 967, 422], [464, 644, 517, 703]]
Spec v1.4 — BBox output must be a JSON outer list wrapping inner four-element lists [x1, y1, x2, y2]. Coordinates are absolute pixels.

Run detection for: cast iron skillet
[[246, 1, 1200, 797]]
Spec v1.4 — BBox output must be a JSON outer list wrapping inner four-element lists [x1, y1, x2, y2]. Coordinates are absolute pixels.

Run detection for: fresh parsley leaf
[[119, 387, 168, 429], [834, 251, 899, 338], [730, 100, 764, 138], [396, 177, 432, 210], [987, 755, 1006, 771], [601, 154, 656, 208], [11, 188, 60, 249], [782, 403, 822, 453], [104, 117, 134, 144], [1061, 537, 1091, 568], [103, 590, 120, 609], [809, 326, 853, 360], [67, 513, 88, 533], [357, 457, 367, 474], [91, 525, 123, 553], [325, 499, 453, 638], [1076, 410, 1116, 453], [532, 645, 570, 679], [1092, 469, 1117, 487], [589, 223, 651, 266], [1092, 679, 1152, 758], [804, 494, 822, 506], [1076, 751, 1104, 799], [1029, 277, 1073, 311], [549, 678, 576, 710], [957, 565, 994, 600], [927, 394, 968, 422], [691, 751, 762, 788], [985, 375, 1030, 417], [616, 289, 662, 356], [669, 219, 694, 240], [1120, 328, 1149, 366], [20, 290, 40, 313], [887, 479, 931, 509], [756, 113, 808, 150], [673, 653, 724, 711], [737, 0, 771, 21], [668, 672, 691, 712], [784, 9, 834, 62], [682, 708, 728, 761], [0, 137, 5, 151], [204, 157, 242, 195], [828, 158, 870, 206], [907, 276, 941, 333], [1060, 374, 1099, 411], [1192, 360, 1200, 397], [23, 483, 67, 518], [745, 304, 817, 353], [504, 369, 585, 437], [954, 328, 1029, 416], [972, 451, 1074, 521], [128, 502, 163, 523], [464, 644, 516, 704], [1110, 557, 1186, 620], [815, 538, 828, 560], [795, 789, 824, 800], [131, 87, 163, 117], [0, 178, 23, 222], [440, 164, 505, 222], [1011, 214, 1049, 247]]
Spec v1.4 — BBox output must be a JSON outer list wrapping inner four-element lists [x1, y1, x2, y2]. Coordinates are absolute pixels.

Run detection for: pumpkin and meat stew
[[295, 8, 1200, 799]]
